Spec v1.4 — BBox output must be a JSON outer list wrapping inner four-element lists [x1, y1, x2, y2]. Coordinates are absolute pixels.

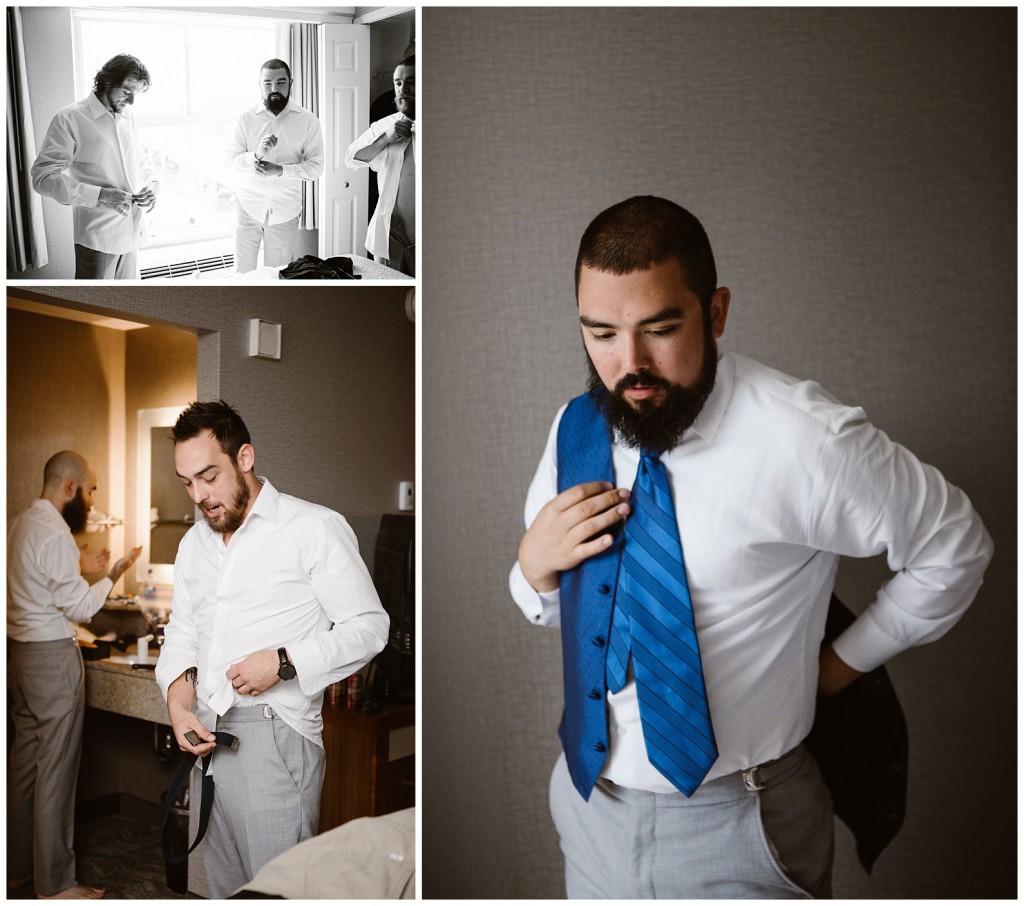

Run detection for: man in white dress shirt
[[229, 59, 324, 273], [156, 401, 388, 897], [510, 196, 993, 897], [31, 54, 159, 279], [8, 451, 140, 899], [345, 55, 416, 276]]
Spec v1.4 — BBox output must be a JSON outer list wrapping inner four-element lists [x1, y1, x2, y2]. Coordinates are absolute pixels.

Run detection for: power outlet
[[398, 481, 414, 511]]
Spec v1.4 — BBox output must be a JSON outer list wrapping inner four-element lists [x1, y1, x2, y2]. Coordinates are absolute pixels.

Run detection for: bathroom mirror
[[136, 406, 194, 585]]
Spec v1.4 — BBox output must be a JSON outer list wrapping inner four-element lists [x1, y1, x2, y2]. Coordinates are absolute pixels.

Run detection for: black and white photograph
[[7, 6, 416, 281]]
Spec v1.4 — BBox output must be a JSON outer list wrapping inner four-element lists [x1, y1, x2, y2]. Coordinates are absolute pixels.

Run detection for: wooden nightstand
[[319, 702, 415, 832]]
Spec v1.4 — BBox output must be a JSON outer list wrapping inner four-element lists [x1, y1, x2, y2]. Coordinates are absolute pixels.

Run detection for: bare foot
[[37, 885, 105, 899]]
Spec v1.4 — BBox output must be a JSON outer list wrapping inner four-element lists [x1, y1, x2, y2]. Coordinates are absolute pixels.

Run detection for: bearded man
[[510, 196, 993, 898], [8, 451, 141, 898], [345, 55, 416, 276], [229, 59, 324, 273], [156, 401, 388, 897], [31, 54, 158, 279]]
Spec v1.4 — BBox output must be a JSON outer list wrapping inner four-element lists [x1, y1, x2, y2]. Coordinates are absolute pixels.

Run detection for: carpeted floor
[[8, 813, 200, 899]]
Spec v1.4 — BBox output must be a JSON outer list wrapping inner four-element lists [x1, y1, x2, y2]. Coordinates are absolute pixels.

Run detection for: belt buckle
[[742, 765, 767, 792], [262, 705, 276, 720]]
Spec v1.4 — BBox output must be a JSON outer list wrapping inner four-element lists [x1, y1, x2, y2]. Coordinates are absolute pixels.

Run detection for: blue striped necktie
[[605, 450, 718, 796]]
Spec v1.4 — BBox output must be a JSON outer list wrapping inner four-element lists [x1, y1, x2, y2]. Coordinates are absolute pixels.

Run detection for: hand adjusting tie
[[160, 730, 239, 863]]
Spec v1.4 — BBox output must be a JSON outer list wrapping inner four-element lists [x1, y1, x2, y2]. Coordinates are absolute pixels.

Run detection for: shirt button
[[617, 726, 627, 737], [587, 689, 601, 700], [592, 636, 606, 648], [593, 742, 606, 753], [597, 584, 611, 595]]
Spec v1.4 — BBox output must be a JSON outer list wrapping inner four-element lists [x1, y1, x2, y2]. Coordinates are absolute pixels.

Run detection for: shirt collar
[[246, 476, 280, 525], [86, 92, 116, 120], [685, 350, 735, 445], [32, 497, 70, 530]]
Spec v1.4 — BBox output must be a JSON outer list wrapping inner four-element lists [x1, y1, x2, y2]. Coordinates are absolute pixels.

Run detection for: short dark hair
[[397, 54, 415, 68], [93, 54, 151, 94], [574, 196, 718, 310], [260, 58, 291, 80], [172, 401, 251, 460]]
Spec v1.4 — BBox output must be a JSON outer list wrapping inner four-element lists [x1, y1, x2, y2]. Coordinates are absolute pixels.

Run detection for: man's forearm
[[167, 667, 198, 717], [352, 133, 391, 163]]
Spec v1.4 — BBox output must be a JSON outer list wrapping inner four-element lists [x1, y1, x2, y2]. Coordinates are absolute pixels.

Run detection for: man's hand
[[98, 187, 131, 216], [133, 182, 158, 212], [254, 159, 283, 178], [255, 134, 278, 160], [226, 650, 281, 696], [817, 644, 864, 698], [167, 672, 217, 755], [108, 546, 142, 585], [519, 481, 631, 592], [79, 543, 111, 575], [386, 117, 413, 144]]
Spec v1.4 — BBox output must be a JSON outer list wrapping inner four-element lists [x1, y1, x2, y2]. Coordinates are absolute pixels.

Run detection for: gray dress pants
[[8, 638, 85, 895], [549, 745, 834, 898], [202, 705, 326, 898]]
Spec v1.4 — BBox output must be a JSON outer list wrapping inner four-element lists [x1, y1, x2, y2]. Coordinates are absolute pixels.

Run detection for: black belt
[[160, 731, 239, 864]]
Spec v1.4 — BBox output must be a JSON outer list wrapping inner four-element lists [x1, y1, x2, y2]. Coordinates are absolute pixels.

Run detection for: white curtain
[[289, 21, 320, 231], [7, 6, 48, 272]]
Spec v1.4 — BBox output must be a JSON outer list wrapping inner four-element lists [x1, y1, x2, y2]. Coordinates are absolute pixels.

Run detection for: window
[[73, 9, 283, 257]]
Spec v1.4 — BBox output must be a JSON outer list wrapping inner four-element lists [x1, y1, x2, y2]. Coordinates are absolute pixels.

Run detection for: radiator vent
[[140, 254, 234, 280]]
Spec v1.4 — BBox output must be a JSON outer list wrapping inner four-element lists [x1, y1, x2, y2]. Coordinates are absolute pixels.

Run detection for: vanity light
[[249, 319, 282, 360]]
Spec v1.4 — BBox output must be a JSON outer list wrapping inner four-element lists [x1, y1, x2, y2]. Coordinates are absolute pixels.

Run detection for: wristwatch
[[277, 647, 296, 681]]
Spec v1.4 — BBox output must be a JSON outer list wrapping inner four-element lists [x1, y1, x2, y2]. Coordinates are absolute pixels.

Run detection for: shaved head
[[43, 451, 90, 489]]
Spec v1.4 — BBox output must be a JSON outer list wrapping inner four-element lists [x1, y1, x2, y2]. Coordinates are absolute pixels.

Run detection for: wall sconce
[[249, 319, 282, 359]]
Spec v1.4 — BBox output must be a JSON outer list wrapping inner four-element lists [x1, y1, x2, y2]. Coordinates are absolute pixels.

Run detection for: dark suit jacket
[[804, 595, 909, 873]]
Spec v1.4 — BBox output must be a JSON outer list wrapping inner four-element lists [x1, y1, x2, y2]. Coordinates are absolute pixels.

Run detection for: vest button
[[597, 584, 611, 595], [587, 689, 601, 700], [594, 742, 606, 752], [592, 636, 606, 647]]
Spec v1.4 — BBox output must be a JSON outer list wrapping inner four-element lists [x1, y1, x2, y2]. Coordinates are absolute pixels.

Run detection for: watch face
[[278, 663, 296, 680]]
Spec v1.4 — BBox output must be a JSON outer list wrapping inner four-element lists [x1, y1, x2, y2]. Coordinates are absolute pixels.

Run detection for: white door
[[319, 24, 370, 258]]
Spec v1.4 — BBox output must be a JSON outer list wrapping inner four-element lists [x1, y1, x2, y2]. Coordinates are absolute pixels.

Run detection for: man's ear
[[62, 478, 77, 501], [236, 443, 256, 475], [709, 287, 731, 339]]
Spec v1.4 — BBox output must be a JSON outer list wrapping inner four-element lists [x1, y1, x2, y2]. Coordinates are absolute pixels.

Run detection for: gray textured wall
[[13, 285, 415, 564], [421, 7, 1016, 899]]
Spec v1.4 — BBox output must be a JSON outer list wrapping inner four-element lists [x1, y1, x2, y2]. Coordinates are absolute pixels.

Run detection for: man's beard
[[200, 467, 251, 535], [102, 89, 128, 113], [62, 488, 89, 535], [264, 91, 288, 114], [395, 94, 415, 120], [586, 314, 719, 455]]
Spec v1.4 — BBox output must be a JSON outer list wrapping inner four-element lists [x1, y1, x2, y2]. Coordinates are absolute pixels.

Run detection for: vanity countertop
[[85, 652, 168, 724]]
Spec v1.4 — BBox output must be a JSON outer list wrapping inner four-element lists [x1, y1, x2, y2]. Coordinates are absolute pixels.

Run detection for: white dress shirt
[[345, 113, 416, 258], [229, 98, 324, 225], [510, 352, 993, 792], [156, 479, 389, 747], [31, 93, 155, 254], [7, 499, 112, 642]]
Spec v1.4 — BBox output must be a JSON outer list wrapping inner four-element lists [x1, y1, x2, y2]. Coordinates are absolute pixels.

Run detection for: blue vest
[[555, 388, 623, 800]]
